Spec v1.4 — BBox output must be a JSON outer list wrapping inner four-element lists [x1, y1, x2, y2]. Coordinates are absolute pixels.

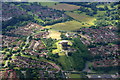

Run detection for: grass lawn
[[50, 3, 80, 11], [67, 73, 81, 78], [66, 12, 96, 25], [47, 30, 61, 40], [40, 2, 59, 7], [46, 20, 90, 31], [94, 11, 106, 16]]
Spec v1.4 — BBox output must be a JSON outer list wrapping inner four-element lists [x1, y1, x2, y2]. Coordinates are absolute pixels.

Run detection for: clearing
[[66, 12, 96, 25], [50, 3, 80, 11], [46, 20, 90, 31], [47, 30, 61, 40]]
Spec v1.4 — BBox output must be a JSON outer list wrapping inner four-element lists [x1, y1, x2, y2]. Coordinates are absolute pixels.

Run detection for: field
[[68, 73, 81, 78], [40, 2, 58, 7], [50, 3, 80, 11], [94, 11, 106, 17], [47, 30, 61, 40], [46, 20, 90, 31], [66, 12, 96, 25]]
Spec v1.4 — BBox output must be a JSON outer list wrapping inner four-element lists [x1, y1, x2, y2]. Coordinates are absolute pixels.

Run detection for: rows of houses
[[2, 3, 27, 21], [12, 56, 59, 72], [78, 26, 119, 68], [20, 3, 68, 21], [2, 35, 19, 48], [93, 58, 120, 67], [7, 23, 45, 36], [88, 44, 119, 56], [79, 26, 118, 45]]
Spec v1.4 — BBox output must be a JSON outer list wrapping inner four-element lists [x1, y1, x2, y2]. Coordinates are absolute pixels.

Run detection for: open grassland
[[47, 30, 61, 40], [68, 73, 81, 78], [46, 20, 90, 31], [66, 12, 96, 25], [50, 3, 80, 11], [94, 11, 106, 16], [40, 2, 58, 7]]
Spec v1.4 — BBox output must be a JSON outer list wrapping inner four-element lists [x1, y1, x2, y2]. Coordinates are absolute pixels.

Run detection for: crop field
[[46, 20, 90, 31], [66, 12, 96, 25], [50, 3, 80, 11]]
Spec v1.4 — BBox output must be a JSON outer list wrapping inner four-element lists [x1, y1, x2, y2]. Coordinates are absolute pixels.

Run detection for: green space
[[68, 73, 81, 78], [52, 40, 74, 70], [50, 3, 80, 11], [39, 2, 58, 7], [66, 12, 96, 26], [46, 20, 89, 31], [47, 30, 61, 40]]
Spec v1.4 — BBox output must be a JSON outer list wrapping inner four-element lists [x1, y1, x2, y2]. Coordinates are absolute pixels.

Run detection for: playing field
[[68, 73, 81, 78], [46, 20, 90, 31], [50, 3, 80, 11], [47, 30, 61, 40]]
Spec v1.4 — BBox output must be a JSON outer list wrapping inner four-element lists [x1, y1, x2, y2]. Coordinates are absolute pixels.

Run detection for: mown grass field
[[40, 2, 58, 7], [66, 12, 96, 25], [47, 30, 61, 40], [46, 20, 90, 31], [68, 73, 81, 78], [50, 3, 80, 11]]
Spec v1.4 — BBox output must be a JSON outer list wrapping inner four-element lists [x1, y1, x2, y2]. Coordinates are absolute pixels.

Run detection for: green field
[[46, 20, 90, 31], [68, 73, 81, 78], [40, 2, 58, 7], [50, 3, 80, 11], [66, 12, 96, 25], [95, 11, 106, 16]]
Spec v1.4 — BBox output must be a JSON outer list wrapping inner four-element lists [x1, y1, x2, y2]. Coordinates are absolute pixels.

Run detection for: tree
[[104, 5, 109, 10], [52, 53, 60, 58]]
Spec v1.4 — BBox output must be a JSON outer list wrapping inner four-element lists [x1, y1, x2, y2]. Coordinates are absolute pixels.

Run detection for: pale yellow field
[[47, 30, 61, 40]]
